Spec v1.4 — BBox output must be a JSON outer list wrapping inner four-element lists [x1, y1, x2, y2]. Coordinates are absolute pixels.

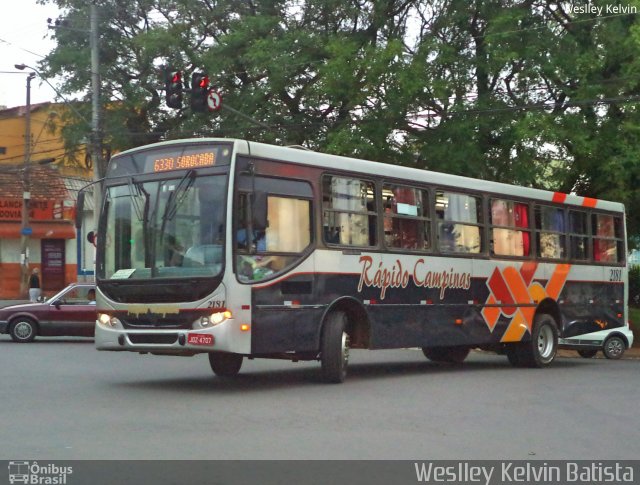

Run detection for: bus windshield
[[100, 173, 227, 280]]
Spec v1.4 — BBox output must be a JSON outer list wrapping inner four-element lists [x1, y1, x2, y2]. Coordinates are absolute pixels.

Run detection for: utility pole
[[19, 72, 36, 297], [90, 2, 102, 223]]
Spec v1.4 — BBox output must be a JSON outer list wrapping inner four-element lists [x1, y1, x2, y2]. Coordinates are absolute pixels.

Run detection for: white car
[[559, 323, 635, 360]]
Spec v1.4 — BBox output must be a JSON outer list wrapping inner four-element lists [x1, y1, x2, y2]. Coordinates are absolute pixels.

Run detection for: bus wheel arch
[[319, 298, 371, 350]]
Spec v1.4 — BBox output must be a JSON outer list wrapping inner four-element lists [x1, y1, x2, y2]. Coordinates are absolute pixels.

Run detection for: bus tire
[[422, 346, 470, 364], [577, 349, 598, 359], [320, 311, 350, 383], [603, 335, 625, 360], [516, 313, 558, 368], [9, 317, 37, 343], [208, 352, 243, 377]]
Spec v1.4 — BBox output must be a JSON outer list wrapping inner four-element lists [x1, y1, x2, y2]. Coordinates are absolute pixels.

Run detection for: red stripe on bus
[[582, 197, 598, 208], [552, 192, 567, 203], [487, 268, 517, 316]]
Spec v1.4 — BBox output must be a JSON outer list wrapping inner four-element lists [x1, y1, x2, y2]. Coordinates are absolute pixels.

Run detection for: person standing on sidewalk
[[28, 268, 41, 302]]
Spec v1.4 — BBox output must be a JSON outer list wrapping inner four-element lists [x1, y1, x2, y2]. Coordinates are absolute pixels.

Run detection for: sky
[[0, 0, 62, 109]]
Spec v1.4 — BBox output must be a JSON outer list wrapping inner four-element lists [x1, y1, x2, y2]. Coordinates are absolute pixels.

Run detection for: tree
[[39, 0, 640, 243]]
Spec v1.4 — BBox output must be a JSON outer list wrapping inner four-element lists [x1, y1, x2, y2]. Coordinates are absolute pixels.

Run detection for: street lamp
[[14, 65, 36, 296]]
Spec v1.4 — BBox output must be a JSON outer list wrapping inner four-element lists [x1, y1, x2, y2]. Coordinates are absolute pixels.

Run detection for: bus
[[86, 138, 629, 383]]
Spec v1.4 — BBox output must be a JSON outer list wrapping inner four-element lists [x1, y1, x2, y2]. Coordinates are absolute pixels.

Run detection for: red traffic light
[[198, 75, 209, 88], [165, 68, 183, 109]]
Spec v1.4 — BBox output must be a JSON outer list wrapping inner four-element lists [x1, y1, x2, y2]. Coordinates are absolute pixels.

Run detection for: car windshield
[[99, 174, 226, 280]]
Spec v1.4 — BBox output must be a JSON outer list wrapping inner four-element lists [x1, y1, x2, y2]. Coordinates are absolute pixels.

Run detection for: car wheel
[[577, 349, 598, 359], [208, 352, 243, 377], [603, 336, 626, 360], [9, 317, 37, 343], [422, 346, 470, 364], [320, 311, 350, 383]]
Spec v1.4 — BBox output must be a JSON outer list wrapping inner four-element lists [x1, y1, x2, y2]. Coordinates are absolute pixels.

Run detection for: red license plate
[[187, 334, 214, 346]]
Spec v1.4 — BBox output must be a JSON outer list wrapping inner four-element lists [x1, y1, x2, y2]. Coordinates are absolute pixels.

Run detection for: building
[[0, 102, 94, 298]]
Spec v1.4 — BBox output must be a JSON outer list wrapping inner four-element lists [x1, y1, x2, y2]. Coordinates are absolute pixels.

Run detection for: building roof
[[0, 102, 52, 119], [0, 164, 71, 200]]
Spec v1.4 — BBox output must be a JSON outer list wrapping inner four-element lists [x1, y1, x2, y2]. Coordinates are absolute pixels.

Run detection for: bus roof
[[117, 137, 625, 214]]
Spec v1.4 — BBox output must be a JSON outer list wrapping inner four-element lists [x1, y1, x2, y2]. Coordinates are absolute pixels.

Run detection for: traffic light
[[191, 72, 210, 112], [165, 69, 183, 109]]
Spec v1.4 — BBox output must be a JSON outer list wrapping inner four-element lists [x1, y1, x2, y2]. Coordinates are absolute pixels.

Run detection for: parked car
[[0, 283, 96, 343], [559, 324, 634, 360]]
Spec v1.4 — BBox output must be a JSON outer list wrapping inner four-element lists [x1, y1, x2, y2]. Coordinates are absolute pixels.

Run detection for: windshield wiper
[[163, 170, 196, 223], [127, 177, 147, 222]]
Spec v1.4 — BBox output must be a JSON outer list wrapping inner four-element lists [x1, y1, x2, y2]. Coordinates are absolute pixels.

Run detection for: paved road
[[1, 336, 639, 461]]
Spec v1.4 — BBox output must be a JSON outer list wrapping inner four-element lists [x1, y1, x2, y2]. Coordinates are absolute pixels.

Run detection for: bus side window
[[592, 213, 623, 263], [490, 199, 530, 257], [382, 184, 430, 251], [436, 190, 482, 254], [323, 175, 377, 247], [535, 205, 565, 259]]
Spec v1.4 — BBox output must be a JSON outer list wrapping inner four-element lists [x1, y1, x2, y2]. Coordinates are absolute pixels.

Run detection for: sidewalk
[[0, 299, 30, 308]]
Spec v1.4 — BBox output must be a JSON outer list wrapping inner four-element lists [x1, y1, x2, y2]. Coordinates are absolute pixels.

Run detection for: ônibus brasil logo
[[8, 461, 73, 484]]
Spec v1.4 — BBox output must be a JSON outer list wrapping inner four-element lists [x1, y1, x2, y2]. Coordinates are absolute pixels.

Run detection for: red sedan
[[0, 283, 96, 342]]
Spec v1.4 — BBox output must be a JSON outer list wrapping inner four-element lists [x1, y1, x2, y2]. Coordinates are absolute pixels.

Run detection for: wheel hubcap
[[15, 322, 32, 340], [537, 325, 554, 359], [607, 339, 623, 357], [341, 332, 350, 369]]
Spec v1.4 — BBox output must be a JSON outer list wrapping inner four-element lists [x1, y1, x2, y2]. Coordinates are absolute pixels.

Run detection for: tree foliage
[[39, 0, 640, 242]]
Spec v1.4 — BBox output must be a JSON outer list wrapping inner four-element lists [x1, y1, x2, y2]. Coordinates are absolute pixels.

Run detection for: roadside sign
[[21, 227, 33, 236], [207, 90, 222, 111]]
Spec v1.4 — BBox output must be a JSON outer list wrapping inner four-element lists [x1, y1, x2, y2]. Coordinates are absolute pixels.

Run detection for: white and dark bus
[[88, 138, 629, 382]]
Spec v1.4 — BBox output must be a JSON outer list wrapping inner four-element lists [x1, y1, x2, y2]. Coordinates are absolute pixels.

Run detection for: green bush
[[630, 265, 640, 308]]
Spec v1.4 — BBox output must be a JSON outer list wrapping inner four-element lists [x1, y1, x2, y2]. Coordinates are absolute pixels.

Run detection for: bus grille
[[120, 313, 198, 329], [128, 334, 179, 345]]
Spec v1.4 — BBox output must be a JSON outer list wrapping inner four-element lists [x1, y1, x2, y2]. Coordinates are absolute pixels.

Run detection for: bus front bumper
[[94, 320, 251, 355]]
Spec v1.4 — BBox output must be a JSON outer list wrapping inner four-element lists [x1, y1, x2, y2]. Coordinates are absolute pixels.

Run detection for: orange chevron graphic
[[482, 263, 571, 342]]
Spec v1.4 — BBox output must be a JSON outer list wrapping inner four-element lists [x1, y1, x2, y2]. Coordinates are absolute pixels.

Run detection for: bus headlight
[[197, 310, 232, 328], [98, 313, 121, 328]]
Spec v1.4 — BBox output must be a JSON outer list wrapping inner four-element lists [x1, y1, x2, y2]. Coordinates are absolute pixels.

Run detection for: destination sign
[[152, 151, 216, 172]]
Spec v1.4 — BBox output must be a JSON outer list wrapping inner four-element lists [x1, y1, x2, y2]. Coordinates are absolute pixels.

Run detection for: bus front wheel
[[320, 311, 350, 383], [208, 352, 243, 377]]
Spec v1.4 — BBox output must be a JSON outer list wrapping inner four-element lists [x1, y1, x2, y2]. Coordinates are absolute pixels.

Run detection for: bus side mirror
[[252, 191, 268, 231], [75, 192, 85, 229]]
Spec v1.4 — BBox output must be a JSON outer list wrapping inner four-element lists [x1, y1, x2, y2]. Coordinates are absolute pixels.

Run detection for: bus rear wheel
[[514, 314, 558, 368], [320, 311, 350, 383], [422, 346, 470, 364], [208, 352, 243, 377]]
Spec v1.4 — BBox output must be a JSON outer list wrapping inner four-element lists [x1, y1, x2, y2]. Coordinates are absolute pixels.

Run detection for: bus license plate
[[187, 334, 214, 346]]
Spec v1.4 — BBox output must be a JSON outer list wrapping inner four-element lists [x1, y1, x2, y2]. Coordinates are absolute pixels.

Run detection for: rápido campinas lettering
[[358, 256, 471, 300]]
